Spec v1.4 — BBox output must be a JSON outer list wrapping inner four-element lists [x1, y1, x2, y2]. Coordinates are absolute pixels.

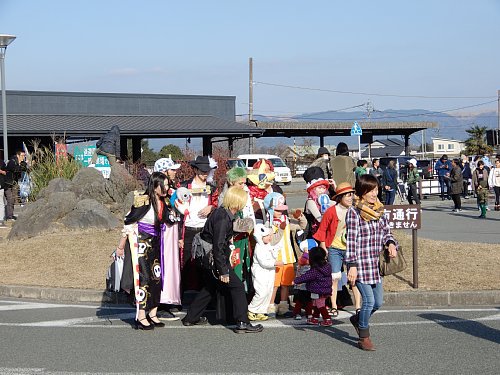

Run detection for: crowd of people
[[115, 143, 405, 351]]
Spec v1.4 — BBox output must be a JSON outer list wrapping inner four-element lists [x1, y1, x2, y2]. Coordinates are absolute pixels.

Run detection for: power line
[[253, 80, 497, 99]]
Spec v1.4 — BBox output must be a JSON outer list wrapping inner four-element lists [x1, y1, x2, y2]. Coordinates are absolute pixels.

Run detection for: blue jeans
[[438, 176, 450, 199], [355, 281, 383, 330], [327, 248, 345, 274], [385, 189, 395, 205]]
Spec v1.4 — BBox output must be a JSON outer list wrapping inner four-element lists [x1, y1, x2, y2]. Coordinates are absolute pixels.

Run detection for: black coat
[[200, 207, 235, 277], [97, 125, 121, 157], [4, 157, 28, 188]]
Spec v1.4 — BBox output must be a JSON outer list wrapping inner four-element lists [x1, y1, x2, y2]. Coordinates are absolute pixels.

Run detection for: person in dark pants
[[434, 154, 452, 200], [4, 150, 28, 221], [90, 125, 121, 166], [179, 156, 219, 293], [182, 186, 263, 333], [449, 158, 464, 212], [406, 159, 421, 205]]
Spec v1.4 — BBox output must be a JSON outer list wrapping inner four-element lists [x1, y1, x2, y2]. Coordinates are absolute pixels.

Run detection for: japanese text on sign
[[383, 204, 421, 230]]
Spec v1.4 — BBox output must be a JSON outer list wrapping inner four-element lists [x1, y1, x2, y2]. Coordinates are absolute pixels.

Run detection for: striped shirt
[[345, 206, 397, 284]]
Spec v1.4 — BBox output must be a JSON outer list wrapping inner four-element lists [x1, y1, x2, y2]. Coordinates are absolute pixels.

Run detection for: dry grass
[[0, 226, 498, 292]]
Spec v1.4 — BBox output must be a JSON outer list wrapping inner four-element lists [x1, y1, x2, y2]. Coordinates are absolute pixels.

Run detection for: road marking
[[1, 313, 498, 329], [0, 370, 341, 375]]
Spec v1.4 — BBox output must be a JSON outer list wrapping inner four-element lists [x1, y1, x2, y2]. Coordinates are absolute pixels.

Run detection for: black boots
[[233, 321, 264, 333]]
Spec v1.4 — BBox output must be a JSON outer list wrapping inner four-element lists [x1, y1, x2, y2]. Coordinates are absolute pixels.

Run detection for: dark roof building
[[1, 90, 263, 159]]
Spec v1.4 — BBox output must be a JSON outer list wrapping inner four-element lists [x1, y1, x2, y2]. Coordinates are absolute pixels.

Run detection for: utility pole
[[248, 57, 254, 153], [366, 100, 373, 160]]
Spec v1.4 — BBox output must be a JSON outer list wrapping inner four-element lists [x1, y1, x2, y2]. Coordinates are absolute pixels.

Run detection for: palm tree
[[464, 125, 493, 155]]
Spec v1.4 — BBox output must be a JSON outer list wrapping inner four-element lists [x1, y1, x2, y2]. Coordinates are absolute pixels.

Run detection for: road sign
[[350, 121, 362, 136]]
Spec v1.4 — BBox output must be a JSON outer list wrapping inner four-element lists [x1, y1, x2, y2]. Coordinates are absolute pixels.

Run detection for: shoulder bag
[[379, 246, 407, 276]]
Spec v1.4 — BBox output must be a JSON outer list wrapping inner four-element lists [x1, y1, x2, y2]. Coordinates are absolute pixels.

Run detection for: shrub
[[29, 145, 81, 200]]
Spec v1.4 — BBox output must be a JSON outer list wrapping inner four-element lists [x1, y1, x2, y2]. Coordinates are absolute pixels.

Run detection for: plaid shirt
[[345, 206, 397, 284]]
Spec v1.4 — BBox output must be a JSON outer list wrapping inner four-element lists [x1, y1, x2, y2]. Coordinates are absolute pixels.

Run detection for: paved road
[[0, 298, 498, 374], [281, 180, 499, 244]]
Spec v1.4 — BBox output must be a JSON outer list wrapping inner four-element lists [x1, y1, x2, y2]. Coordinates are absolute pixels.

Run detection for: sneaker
[[307, 317, 319, 325], [158, 310, 180, 321], [247, 311, 268, 321], [294, 314, 302, 320], [320, 318, 333, 327]]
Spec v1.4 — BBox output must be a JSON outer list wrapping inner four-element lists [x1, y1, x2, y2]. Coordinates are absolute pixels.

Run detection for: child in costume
[[293, 246, 333, 326], [303, 167, 334, 237], [292, 239, 316, 320], [477, 180, 489, 218], [264, 192, 307, 317], [247, 224, 284, 321]]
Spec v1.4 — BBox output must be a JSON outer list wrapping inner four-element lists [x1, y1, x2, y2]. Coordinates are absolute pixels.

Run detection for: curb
[[1, 284, 499, 306]]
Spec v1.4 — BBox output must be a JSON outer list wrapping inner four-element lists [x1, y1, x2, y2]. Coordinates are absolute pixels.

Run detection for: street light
[[0, 34, 16, 161]]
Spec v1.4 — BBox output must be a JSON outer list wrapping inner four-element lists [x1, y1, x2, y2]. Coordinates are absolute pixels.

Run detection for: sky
[[1, 0, 499, 150]]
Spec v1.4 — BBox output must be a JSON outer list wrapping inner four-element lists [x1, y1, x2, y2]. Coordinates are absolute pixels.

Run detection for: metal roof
[[6, 114, 263, 138], [257, 121, 437, 137]]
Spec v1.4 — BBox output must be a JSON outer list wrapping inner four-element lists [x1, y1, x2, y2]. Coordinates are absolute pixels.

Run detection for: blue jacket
[[434, 159, 452, 177]]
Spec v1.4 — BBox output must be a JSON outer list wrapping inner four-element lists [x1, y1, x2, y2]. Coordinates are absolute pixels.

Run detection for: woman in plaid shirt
[[346, 174, 398, 351]]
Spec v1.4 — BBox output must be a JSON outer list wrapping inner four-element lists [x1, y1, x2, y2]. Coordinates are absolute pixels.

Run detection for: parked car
[[226, 158, 246, 169], [237, 153, 292, 185]]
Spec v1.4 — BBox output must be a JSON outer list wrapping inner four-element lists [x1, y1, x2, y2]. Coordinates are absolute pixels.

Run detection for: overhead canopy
[[6, 114, 264, 138], [256, 121, 437, 137]]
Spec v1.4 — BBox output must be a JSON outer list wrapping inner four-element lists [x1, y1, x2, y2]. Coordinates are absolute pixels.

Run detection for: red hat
[[306, 178, 330, 193]]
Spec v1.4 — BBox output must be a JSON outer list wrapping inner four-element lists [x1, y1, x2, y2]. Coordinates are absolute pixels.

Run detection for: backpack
[[191, 232, 214, 270]]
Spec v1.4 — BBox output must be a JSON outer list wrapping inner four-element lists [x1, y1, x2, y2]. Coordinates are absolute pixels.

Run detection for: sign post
[[383, 204, 421, 288], [350, 121, 363, 159]]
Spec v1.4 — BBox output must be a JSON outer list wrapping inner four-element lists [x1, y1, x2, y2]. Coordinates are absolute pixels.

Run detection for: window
[[438, 144, 444, 150], [448, 144, 454, 150]]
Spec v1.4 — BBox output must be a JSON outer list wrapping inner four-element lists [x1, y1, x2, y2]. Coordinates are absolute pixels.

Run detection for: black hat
[[303, 166, 325, 184], [189, 156, 216, 173], [317, 146, 330, 157]]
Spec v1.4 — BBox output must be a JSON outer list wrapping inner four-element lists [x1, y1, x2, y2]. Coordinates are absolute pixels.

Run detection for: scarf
[[354, 196, 384, 222], [248, 184, 269, 201]]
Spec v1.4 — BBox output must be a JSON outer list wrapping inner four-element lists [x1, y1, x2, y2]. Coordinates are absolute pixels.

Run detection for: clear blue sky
[[1, 0, 499, 149]]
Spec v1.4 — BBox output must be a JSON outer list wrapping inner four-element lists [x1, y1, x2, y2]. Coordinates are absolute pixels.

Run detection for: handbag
[[379, 246, 407, 276]]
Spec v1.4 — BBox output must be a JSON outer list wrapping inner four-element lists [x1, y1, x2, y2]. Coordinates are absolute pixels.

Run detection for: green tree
[[158, 144, 183, 161], [464, 125, 493, 155], [140, 139, 158, 164]]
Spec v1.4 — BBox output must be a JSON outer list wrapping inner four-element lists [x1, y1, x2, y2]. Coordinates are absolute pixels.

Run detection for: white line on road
[[1, 313, 498, 329], [0, 370, 341, 375]]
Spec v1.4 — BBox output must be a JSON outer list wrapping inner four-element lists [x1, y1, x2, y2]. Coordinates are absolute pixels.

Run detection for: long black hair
[[123, 172, 168, 229], [308, 247, 327, 269]]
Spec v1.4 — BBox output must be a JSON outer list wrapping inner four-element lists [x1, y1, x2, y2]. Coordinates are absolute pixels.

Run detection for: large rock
[[105, 164, 140, 203], [61, 199, 120, 229], [8, 191, 78, 239], [37, 178, 73, 199], [70, 167, 112, 204], [8, 165, 136, 239]]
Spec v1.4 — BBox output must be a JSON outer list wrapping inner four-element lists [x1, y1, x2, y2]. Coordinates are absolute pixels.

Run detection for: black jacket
[[4, 157, 28, 188], [97, 125, 121, 157], [0, 160, 6, 189], [200, 207, 235, 277]]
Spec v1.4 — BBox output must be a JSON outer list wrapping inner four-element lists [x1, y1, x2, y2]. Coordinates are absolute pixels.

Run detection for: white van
[[237, 154, 292, 185]]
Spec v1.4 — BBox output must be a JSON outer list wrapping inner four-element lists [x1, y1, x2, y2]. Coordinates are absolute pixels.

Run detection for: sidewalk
[[1, 284, 498, 307]]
